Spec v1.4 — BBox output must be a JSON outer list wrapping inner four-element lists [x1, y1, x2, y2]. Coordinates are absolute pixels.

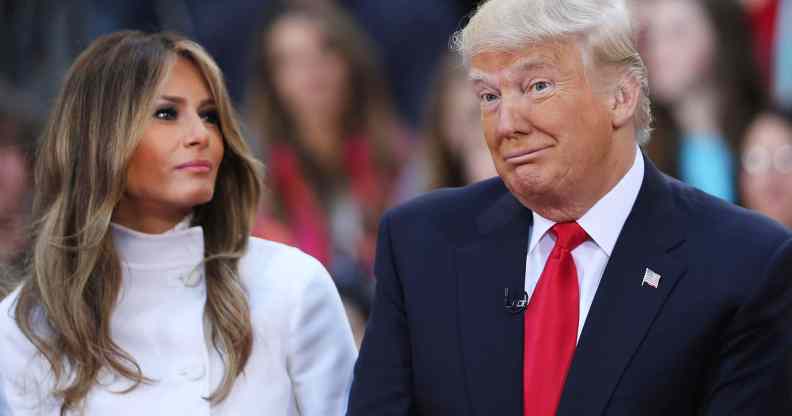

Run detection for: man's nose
[[495, 97, 530, 139]]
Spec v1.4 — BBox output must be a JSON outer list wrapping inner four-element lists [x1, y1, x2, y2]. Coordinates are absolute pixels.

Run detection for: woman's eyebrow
[[158, 95, 216, 108], [158, 95, 185, 104]]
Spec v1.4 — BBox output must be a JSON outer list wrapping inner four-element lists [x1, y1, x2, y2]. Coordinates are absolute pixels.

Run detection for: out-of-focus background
[[0, 0, 790, 346]]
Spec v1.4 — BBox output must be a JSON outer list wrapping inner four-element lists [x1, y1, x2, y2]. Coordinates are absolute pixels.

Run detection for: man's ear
[[610, 75, 641, 129]]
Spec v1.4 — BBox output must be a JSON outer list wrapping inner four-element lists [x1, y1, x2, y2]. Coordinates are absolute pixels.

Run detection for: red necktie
[[523, 222, 588, 416]]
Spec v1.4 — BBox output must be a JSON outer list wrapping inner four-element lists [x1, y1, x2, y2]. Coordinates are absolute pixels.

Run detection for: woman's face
[[268, 16, 349, 119], [741, 114, 792, 228], [642, 0, 716, 104], [442, 76, 483, 157], [442, 76, 497, 183], [117, 57, 224, 229]]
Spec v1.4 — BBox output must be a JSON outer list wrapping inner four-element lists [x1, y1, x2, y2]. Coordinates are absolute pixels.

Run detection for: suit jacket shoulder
[[661, 174, 792, 298], [385, 177, 522, 246], [666, 175, 791, 246]]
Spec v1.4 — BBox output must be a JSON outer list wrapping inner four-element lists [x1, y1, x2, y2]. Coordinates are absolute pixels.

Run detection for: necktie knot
[[551, 222, 588, 251]]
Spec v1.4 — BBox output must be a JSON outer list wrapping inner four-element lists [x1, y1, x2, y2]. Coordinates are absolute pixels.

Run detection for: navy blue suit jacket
[[348, 158, 792, 415]]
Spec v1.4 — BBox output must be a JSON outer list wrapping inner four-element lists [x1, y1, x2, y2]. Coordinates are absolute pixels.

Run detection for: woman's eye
[[201, 110, 220, 126], [154, 107, 177, 120]]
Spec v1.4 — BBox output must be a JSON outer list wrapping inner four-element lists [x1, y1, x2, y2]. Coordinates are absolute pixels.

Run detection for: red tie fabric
[[523, 222, 588, 416]]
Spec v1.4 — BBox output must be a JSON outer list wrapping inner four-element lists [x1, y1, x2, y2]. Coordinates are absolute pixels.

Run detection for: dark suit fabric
[[348, 158, 792, 415]]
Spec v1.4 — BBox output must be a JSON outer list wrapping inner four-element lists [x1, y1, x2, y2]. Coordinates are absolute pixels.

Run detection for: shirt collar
[[111, 221, 205, 266], [528, 146, 644, 256]]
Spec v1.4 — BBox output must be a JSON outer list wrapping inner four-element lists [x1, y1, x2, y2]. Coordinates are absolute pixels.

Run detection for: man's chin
[[505, 168, 551, 194]]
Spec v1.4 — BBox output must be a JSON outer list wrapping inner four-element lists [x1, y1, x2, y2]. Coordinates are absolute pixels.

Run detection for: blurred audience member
[[246, 2, 407, 289], [741, 106, 792, 228], [774, 0, 792, 107], [741, 0, 779, 87], [339, 0, 467, 126], [336, 278, 372, 350], [740, 0, 792, 108], [0, 112, 33, 292], [0, 0, 94, 115], [397, 54, 497, 202], [641, 0, 764, 202]]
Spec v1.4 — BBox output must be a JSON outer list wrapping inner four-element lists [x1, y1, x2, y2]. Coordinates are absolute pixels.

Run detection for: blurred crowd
[[1, 0, 791, 344]]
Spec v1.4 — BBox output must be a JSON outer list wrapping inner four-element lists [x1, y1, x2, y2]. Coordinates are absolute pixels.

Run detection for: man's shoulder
[[664, 175, 792, 250], [388, 177, 508, 222], [380, 177, 511, 245]]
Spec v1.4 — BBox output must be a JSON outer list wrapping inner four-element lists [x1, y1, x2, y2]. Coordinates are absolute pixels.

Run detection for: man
[[348, 0, 792, 415]]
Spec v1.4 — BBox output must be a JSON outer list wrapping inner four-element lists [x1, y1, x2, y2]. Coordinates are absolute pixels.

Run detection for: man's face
[[470, 40, 623, 212]]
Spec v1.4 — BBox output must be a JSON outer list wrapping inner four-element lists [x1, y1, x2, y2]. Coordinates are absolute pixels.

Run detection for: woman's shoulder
[[0, 287, 42, 375], [0, 287, 26, 343], [239, 237, 345, 342], [239, 237, 333, 298]]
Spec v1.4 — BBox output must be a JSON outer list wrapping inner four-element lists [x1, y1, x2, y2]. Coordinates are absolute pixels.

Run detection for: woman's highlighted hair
[[13, 31, 263, 414]]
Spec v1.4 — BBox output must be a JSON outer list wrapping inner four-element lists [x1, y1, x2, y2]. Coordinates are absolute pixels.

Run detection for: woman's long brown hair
[[13, 31, 263, 414]]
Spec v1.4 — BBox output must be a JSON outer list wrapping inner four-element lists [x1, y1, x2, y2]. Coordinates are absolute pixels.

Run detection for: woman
[[396, 53, 496, 203], [0, 110, 33, 283], [246, 2, 408, 289], [0, 31, 356, 415], [740, 106, 792, 228], [640, 0, 764, 202]]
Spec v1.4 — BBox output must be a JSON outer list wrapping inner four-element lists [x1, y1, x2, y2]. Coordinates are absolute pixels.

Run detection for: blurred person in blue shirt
[[639, 0, 765, 203]]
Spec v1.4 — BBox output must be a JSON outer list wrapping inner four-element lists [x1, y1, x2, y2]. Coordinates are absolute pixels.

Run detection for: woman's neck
[[113, 201, 191, 234]]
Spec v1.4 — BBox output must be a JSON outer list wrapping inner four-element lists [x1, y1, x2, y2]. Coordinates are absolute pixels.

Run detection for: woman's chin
[[180, 188, 216, 208]]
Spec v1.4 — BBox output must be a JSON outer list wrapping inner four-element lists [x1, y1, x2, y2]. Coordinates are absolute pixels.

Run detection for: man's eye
[[480, 93, 498, 103], [154, 107, 177, 120], [531, 81, 551, 93]]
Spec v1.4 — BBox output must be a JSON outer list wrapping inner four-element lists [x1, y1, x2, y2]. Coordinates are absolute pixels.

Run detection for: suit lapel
[[557, 159, 688, 416], [457, 190, 532, 416]]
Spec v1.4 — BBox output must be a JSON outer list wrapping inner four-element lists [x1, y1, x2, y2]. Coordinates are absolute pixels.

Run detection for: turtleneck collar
[[110, 219, 205, 268]]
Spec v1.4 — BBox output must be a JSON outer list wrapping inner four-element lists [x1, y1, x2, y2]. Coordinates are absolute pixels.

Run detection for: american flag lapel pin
[[642, 268, 661, 288]]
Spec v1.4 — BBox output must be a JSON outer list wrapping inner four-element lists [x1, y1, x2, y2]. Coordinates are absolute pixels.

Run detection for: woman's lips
[[175, 160, 213, 172]]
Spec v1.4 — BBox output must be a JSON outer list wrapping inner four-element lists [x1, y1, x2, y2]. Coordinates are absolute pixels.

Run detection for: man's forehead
[[468, 41, 579, 81]]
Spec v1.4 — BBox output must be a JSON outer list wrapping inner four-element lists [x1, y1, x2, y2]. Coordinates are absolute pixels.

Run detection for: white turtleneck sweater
[[0, 224, 357, 415]]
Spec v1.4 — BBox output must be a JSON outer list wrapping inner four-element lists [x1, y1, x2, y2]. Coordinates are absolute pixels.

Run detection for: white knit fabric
[[0, 224, 357, 415]]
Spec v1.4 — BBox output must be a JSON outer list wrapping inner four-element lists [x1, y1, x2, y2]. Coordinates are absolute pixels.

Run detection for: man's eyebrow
[[510, 58, 557, 74], [469, 71, 495, 84], [469, 58, 558, 84]]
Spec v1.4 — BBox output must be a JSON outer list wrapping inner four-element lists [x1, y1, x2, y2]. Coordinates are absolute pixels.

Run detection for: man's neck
[[520, 140, 637, 222]]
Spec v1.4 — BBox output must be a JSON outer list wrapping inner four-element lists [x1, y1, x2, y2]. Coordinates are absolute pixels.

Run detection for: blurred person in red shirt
[[245, 2, 409, 289], [0, 113, 32, 275]]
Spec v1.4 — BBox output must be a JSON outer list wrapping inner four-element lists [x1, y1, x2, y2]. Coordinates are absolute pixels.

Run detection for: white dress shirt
[[525, 147, 644, 341], [0, 224, 357, 415]]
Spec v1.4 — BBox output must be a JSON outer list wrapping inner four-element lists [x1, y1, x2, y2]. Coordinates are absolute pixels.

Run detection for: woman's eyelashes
[[153, 105, 219, 126], [200, 109, 220, 126], [154, 106, 178, 121]]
